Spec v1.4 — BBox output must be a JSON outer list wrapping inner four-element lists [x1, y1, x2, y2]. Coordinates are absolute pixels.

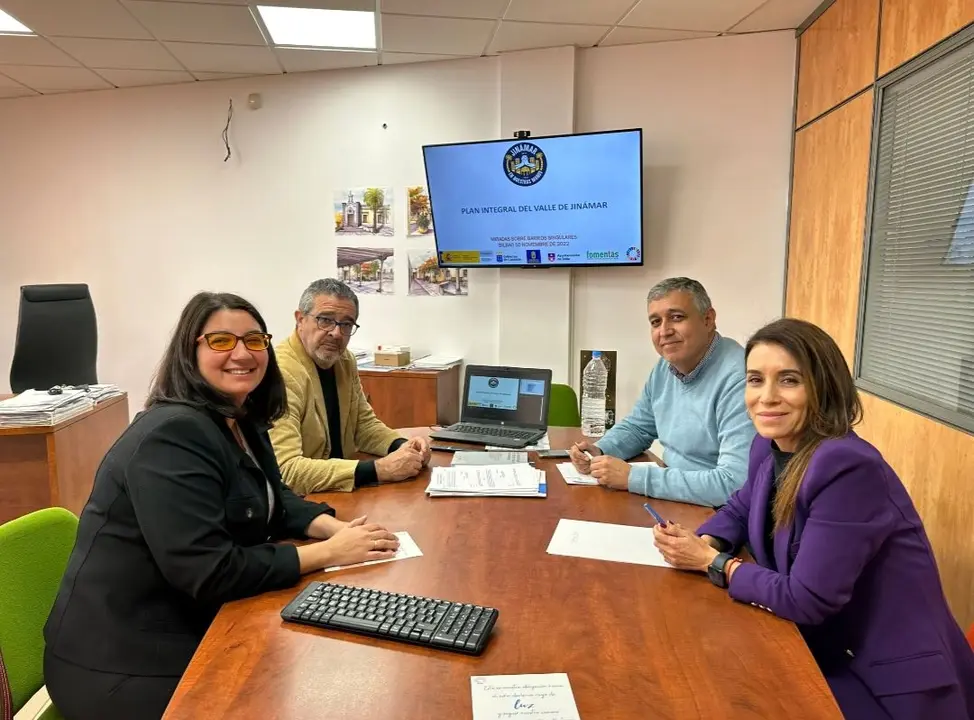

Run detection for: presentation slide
[[467, 375, 519, 410], [424, 131, 643, 267]]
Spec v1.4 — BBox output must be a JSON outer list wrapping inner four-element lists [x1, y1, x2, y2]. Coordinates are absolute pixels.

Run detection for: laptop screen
[[461, 365, 552, 428]]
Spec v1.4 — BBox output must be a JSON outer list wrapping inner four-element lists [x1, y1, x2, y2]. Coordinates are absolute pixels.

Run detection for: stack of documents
[[0, 384, 122, 427], [412, 354, 462, 370], [452, 451, 528, 466], [426, 464, 546, 497]]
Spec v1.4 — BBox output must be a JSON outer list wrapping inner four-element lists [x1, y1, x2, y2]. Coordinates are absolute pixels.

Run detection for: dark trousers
[[44, 651, 180, 720]]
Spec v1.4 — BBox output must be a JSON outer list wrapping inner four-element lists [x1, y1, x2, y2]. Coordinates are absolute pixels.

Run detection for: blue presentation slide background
[[468, 375, 519, 410], [424, 130, 643, 267]]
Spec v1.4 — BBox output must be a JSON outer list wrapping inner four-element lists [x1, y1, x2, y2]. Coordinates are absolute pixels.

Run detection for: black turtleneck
[[765, 442, 794, 567], [316, 365, 406, 487]]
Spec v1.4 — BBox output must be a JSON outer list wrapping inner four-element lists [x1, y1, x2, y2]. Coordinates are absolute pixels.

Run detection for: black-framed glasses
[[310, 315, 359, 336], [198, 331, 272, 352]]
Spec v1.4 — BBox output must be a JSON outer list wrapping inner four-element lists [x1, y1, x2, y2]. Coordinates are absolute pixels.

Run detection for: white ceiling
[[0, 0, 820, 97]]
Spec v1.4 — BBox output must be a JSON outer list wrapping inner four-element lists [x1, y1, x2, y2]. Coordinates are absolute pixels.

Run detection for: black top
[[317, 365, 406, 487], [44, 402, 334, 677], [765, 442, 794, 568]]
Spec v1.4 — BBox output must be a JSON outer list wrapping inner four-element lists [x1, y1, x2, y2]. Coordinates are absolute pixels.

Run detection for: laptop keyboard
[[451, 424, 535, 440]]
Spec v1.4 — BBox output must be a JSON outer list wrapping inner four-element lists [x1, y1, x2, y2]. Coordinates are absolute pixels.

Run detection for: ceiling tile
[[381, 51, 468, 64], [621, 0, 767, 32], [164, 0, 374, 6], [381, 0, 508, 20], [0, 65, 112, 92], [256, 0, 376, 8], [96, 68, 195, 87], [0, 0, 152, 40], [490, 21, 606, 53], [48, 38, 182, 71], [0, 35, 78, 67], [164, 42, 280, 73], [505, 0, 635, 25], [600, 26, 716, 46], [124, 1, 266, 45], [728, 0, 822, 32], [192, 71, 254, 80], [0, 85, 38, 98], [276, 48, 377, 72], [381, 15, 494, 54]]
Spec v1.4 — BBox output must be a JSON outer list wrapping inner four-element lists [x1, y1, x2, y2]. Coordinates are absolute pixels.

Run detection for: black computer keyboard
[[451, 423, 535, 439], [281, 581, 500, 655]]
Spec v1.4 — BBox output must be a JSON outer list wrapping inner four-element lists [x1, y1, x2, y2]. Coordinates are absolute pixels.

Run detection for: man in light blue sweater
[[569, 277, 754, 507]]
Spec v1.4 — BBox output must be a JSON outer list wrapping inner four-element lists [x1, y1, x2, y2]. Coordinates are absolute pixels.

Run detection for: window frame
[[855, 23, 974, 436]]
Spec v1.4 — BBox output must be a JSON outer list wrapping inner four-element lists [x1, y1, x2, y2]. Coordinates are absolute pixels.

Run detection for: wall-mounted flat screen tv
[[423, 128, 644, 269]]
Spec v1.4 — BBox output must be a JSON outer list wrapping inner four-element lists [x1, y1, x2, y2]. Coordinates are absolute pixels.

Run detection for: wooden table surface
[[164, 428, 840, 720]]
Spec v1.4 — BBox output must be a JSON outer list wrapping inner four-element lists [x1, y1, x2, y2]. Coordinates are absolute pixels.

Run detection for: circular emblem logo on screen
[[488, 377, 500, 388], [626, 247, 641, 262], [504, 142, 546, 186]]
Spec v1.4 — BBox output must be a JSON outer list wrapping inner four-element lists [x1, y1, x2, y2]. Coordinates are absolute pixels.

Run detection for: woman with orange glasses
[[43, 292, 400, 720]]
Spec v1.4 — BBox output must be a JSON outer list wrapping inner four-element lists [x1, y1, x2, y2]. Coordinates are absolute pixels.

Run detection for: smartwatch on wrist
[[707, 552, 734, 589]]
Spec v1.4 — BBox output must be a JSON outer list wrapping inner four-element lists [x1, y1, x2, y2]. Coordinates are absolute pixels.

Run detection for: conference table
[[164, 428, 841, 719]]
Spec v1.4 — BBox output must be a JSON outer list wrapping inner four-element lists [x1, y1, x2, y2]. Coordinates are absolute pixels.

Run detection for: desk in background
[[165, 427, 840, 720], [0, 394, 129, 524], [359, 365, 460, 429]]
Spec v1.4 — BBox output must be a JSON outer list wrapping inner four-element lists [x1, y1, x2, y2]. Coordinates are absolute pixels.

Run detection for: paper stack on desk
[[0, 384, 123, 428], [412, 354, 462, 370], [426, 464, 546, 498], [452, 451, 529, 466]]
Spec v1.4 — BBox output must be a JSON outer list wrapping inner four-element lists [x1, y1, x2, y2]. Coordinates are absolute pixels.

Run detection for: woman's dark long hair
[[146, 292, 287, 426], [746, 318, 863, 531]]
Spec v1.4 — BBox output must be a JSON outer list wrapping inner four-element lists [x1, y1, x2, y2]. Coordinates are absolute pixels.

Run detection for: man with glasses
[[270, 278, 431, 493]]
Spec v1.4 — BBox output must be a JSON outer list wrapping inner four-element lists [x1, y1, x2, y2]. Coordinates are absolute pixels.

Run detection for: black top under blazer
[[44, 401, 334, 677]]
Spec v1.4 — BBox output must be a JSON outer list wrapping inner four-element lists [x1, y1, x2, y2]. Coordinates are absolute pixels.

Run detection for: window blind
[[859, 38, 974, 431]]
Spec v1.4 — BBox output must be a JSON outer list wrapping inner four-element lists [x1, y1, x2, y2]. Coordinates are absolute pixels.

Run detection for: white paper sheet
[[556, 461, 659, 486], [556, 463, 599, 485], [470, 673, 581, 720], [426, 464, 541, 496], [452, 451, 529, 466], [323, 531, 422, 572], [546, 518, 672, 568]]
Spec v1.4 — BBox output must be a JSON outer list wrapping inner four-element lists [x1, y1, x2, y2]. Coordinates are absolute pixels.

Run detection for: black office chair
[[9, 284, 98, 393]]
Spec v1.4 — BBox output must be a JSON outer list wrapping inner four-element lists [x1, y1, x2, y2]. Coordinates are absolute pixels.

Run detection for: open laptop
[[430, 365, 552, 448]]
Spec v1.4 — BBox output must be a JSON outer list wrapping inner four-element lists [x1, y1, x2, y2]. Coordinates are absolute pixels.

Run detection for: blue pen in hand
[[643, 502, 667, 527]]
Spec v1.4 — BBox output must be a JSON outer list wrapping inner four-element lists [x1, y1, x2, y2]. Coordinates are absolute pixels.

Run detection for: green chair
[[548, 383, 582, 427], [0, 508, 78, 720]]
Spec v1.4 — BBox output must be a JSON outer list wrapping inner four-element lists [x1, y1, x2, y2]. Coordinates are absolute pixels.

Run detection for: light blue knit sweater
[[595, 334, 754, 507]]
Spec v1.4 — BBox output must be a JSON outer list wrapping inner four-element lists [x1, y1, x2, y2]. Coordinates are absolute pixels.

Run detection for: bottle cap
[[592, 350, 602, 358]]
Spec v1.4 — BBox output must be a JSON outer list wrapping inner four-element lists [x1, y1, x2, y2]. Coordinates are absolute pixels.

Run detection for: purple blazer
[[698, 433, 974, 720]]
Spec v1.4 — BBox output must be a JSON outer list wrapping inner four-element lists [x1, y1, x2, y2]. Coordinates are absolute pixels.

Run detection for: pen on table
[[643, 502, 667, 527]]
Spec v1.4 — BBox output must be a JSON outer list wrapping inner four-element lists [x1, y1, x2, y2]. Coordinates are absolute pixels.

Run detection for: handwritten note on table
[[557, 461, 659, 486], [471, 673, 581, 720], [324, 531, 422, 572]]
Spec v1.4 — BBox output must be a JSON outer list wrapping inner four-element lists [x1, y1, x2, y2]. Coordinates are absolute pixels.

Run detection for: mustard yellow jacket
[[269, 331, 401, 494]]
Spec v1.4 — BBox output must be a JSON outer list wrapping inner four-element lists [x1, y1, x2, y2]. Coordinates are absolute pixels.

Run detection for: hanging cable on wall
[[222, 98, 234, 162]]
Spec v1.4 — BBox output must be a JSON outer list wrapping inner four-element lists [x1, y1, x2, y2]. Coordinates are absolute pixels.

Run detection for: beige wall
[[787, 0, 974, 627]]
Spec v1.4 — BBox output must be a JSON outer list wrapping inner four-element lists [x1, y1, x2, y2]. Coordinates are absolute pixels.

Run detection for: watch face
[[708, 553, 731, 588]]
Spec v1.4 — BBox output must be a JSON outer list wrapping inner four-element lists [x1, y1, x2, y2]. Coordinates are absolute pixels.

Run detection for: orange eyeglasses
[[197, 332, 272, 352]]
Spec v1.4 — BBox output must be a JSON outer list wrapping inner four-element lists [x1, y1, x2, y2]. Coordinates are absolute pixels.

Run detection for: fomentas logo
[[626, 247, 641, 261], [586, 250, 619, 260], [503, 142, 546, 186]]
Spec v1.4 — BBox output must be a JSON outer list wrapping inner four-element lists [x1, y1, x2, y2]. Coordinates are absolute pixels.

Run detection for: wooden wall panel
[[796, 0, 880, 127], [858, 393, 974, 627], [785, 90, 873, 364], [879, 0, 974, 75]]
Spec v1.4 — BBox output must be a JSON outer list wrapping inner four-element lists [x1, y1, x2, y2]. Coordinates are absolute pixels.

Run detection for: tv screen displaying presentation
[[423, 129, 644, 268]]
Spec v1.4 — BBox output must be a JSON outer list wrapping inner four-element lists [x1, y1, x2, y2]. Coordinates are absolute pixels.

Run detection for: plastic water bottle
[[581, 351, 608, 437]]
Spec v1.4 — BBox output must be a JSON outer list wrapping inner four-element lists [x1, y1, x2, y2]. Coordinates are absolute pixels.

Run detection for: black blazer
[[44, 402, 333, 677]]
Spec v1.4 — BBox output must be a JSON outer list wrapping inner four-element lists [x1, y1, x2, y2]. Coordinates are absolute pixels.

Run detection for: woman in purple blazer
[[653, 318, 974, 720]]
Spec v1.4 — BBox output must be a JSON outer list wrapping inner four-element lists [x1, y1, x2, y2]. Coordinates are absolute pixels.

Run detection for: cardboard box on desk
[[374, 347, 411, 367]]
